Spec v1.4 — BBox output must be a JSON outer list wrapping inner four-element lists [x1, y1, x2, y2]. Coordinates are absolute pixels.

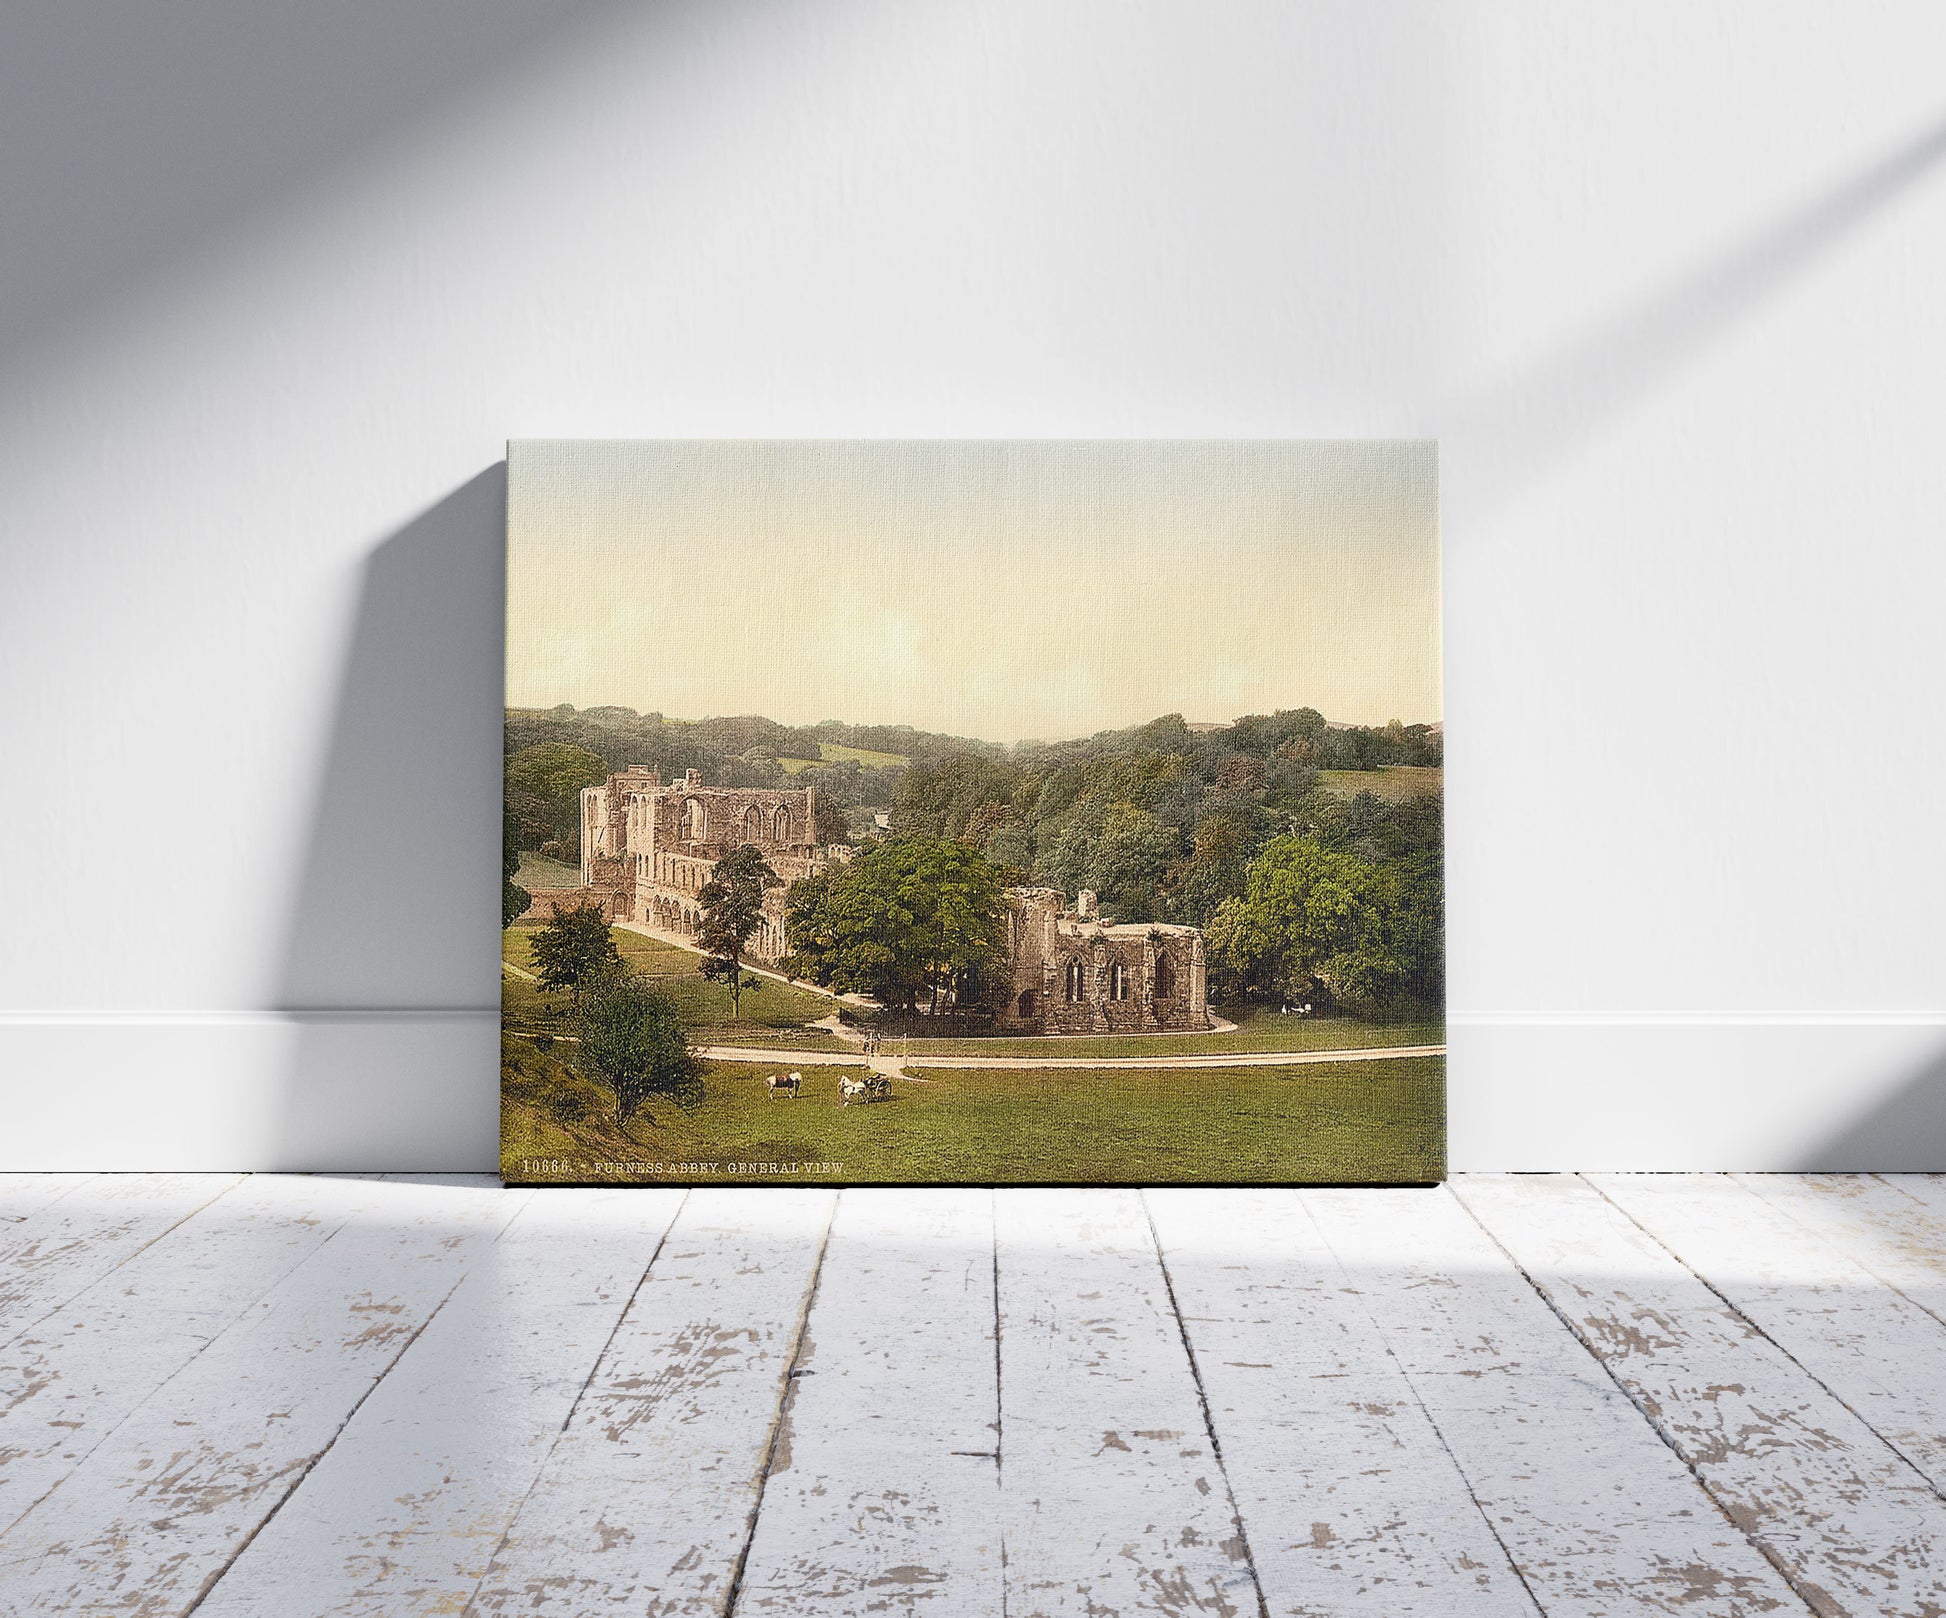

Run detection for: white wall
[[4, 1, 1943, 1171]]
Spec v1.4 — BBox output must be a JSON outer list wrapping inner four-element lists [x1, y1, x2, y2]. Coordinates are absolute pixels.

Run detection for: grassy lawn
[[1318, 765, 1442, 802], [775, 757, 820, 773], [502, 1049, 1444, 1184], [514, 851, 583, 889], [885, 1005, 1443, 1059], [502, 924, 842, 1047]]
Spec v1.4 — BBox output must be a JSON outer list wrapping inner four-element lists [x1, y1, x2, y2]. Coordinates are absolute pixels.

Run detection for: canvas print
[[502, 440, 1443, 1185]]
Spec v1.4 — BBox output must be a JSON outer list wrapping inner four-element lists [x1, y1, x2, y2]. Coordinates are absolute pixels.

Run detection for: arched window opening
[[1017, 990, 1037, 1019], [1154, 954, 1175, 1000], [774, 805, 792, 841], [683, 798, 705, 841], [1065, 959, 1085, 1002], [1109, 962, 1130, 1001], [743, 805, 763, 842]]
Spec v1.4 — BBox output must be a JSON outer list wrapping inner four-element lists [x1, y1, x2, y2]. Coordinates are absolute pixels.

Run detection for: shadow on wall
[[1797, 1044, 1946, 1173], [0, 0, 645, 377], [1446, 109, 1946, 514], [271, 466, 506, 1171]]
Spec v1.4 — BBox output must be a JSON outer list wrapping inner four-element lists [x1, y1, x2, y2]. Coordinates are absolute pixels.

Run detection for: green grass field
[[817, 740, 910, 768], [514, 851, 582, 889], [502, 924, 842, 1048], [886, 1006, 1443, 1059], [773, 741, 911, 773], [1318, 765, 1443, 802], [501, 1049, 1444, 1184]]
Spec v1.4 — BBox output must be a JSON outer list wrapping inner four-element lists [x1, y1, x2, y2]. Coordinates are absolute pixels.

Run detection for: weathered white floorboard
[[465, 1188, 837, 1616], [1459, 1174, 1946, 1617], [1735, 1175, 1946, 1324], [995, 1189, 1261, 1618], [1877, 1175, 1946, 1221], [1594, 1173, 1946, 1498], [1147, 1188, 1539, 1616], [0, 1174, 95, 1222], [0, 1173, 244, 1347], [1305, 1186, 1805, 1616], [192, 1186, 687, 1618], [0, 1175, 525, 1616], [13, 1174, 1946, 1617], [733, 1188, 1003, 1615], [0, 1174, 400, 1535]]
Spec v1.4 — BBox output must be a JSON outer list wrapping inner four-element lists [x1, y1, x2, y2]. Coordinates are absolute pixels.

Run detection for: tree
[[531, 901, 621, 1007], [502, 808, 531, 928], [784, 836, 1007, 1013], [1166, 807, 1258, 928], [573, 973, 700, 1128], [810, 792, 851, 848], [506, 742, 610, 800], [505, 742, 610, 857], [1208, 834, 1432, 1015], [1089, 803, 1181, 922], [696, 844, 780, 1018]]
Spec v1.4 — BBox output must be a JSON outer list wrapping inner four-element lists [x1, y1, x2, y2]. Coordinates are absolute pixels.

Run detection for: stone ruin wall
[[995, 887, 1209, 1034], [529, 771, 1213, 1023]]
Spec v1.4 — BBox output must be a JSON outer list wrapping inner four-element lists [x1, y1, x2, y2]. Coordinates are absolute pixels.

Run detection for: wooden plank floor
[[1, 1177, 1943, 1616]]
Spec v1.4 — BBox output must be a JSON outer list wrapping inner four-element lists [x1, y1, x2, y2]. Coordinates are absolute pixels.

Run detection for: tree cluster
[[526, 901, 699, 1127], [507, 704, 1443, 1020], [889, 709, 1438, 906], [1205, 835, 1443, 1017], [783, 836, 1008, 1013]]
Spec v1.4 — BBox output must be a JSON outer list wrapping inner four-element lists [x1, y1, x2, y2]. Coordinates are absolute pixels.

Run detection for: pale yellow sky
[[506, 440, 1439, 744]]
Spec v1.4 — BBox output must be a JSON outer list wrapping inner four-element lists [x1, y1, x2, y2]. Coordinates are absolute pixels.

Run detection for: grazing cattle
[[839, 1075, 870, 1106], [863, 1074, 891, 1101], [766, 1072, 801, 1101]]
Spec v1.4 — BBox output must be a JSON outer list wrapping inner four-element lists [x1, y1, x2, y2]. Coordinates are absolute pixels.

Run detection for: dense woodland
[[505, 704, 1443, 1018]]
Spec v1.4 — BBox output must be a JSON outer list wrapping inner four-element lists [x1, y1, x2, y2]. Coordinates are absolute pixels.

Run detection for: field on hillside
[[502, 924, 842, 1049], [501, 1049, 1444, 1184], [889, 1007, 1444, 1059], [515, 851, 582, 889], [773, 740, 910, 773], [817, 739, 909, 767], [1318, 765, 1443, 802]]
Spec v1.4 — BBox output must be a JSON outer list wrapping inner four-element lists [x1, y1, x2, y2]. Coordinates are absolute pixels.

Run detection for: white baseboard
[[0, 1013, 1940, 1173], [0, 1013, 499, 1172], [1448, 1019, 1946, 1171]]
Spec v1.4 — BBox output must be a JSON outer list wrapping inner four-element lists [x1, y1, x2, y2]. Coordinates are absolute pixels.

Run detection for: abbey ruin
[[577, 767, 822, 963], [996, 886, 1209, 1035], [524, 767, 1209, 1035]]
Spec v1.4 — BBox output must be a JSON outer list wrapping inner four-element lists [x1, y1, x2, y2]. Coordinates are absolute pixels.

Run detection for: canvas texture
[[502, 440, 1443, 1185]]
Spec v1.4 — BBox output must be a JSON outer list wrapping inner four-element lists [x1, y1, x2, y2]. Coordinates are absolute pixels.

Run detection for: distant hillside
[[507, 704, 1441, 806], [504, 705, 1003, 814], [506, 702, 1443, 1010]]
